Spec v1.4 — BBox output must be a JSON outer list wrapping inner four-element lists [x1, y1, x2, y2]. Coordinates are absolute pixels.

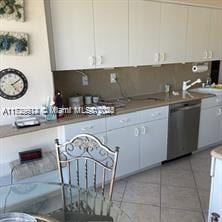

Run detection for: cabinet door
[[186, 6, 210, 62], [50, 0, 95, 70], [129, 0, 160, 66], [140, 119, 168, 169], [93, 0, 129, 68], [160, 3, 187, 64], [208, 9, 222, 61], [198, 107, 220, 149], [107, 126, 140, 178], [209, 158, 222, 221]]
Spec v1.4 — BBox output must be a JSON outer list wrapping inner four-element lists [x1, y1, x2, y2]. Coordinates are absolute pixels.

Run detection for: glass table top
[[0, 182, 132, 222]]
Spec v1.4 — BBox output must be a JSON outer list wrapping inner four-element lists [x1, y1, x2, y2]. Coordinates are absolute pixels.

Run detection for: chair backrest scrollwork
[[55, 134, 119, 201]]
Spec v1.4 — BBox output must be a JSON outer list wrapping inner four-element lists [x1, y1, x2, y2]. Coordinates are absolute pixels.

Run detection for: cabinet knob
[[160, 52, 165, 62], [89, 56, 95, 66], [217, 108, 222, 116], [120, 118, 130, 123], [154, 53, 160, 63], [134, 128, 140, 137], [208, 50, 213, 59], [100, 136, 106, 144], [204, 51, 208, 60], [97, 56, 103, 65], [211, 212, 220, 222], [141, 126, 147, 135], [81, 126, 93, 131]]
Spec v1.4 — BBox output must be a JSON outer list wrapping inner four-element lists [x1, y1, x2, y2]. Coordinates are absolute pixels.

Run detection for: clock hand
[[11, 79, 21, 86]]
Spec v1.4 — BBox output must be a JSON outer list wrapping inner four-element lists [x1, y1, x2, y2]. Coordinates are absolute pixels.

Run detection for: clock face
[[0, 68, 28, 100]]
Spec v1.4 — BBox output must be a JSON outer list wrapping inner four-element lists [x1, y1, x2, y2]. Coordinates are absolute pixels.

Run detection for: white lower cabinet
[[59, 106, 169, 179], [106, 125, 140, 178], [198, 98, 221, 149], [106, 106, 169, 178], [57, 119, 107, 186], [140, 119, 168, 169], [209, 157, 222, 221]]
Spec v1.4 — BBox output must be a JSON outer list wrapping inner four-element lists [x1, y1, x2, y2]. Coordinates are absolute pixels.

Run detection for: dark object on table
[[55, 90, 64, 119], [19, 148, 42, 164]]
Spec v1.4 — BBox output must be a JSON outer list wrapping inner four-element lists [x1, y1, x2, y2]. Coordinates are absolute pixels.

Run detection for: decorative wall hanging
[[0, 68, 28, 100], [0, 0, 24, 21], [0, 31, 29, 55]]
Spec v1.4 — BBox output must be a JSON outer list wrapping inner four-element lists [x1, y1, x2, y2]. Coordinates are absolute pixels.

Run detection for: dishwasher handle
[[171, 104, 200, 112]]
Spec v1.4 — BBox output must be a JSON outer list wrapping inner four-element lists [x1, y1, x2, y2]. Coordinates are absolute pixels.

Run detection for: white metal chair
[[55, 134, 119, 201]]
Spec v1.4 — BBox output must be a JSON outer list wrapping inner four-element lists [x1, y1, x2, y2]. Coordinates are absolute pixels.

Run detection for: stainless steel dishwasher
[[167, 100, 201, 161]]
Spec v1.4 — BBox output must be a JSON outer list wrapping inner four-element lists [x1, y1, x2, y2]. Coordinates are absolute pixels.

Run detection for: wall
[[0, 0, 57, 178], [0, 0, 54, 125], [54, 63, 210, 105]]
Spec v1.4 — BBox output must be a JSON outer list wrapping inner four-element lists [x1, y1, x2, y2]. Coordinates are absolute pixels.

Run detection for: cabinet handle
[[89, 56, 95, 66], [97, 56, 103, 65], [160, 52, 165, 62], [154, 53, 160, 63], [100, 136, 106, 144], [204, 51, 208, 60], [141, 126, 147, 135], [135, 128, 140, 137], [208, 50, 213, 59], [81, 126, 93, 131], [217, 108, 222, 116], [152, 112, 161, 117], [120, 118, 130, 123]]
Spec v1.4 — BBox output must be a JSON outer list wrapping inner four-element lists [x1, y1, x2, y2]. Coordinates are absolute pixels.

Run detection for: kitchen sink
[[190, 88, 222, 94]]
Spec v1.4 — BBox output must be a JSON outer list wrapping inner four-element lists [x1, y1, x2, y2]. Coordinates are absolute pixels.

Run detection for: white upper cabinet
[[187, 6, 222, 62], [186, 6, 211, 62], [48, 1, 222, 70], [160, 3, 187, 64], [93, 0, 129, 68], [129, 1, 161, 66], [50, 0, 95, 71], [208, 9, 222, 61]]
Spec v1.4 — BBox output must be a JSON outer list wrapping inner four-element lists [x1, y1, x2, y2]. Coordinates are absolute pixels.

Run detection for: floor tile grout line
[[120, 179, 128, 208], [121, 201, 160, 208], [189, 157, 208, 222], [121, 200, 204, 213], [127, 178, 198, 190], [161, 206, 205, 214]]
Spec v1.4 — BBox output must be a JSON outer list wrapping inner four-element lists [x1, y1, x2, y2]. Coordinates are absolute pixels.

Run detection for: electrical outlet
[[82, 75, 88, 86], [110, 73, 117, 83]]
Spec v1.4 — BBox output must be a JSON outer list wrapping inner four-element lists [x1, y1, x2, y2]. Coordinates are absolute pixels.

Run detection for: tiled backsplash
[[53, 63, 210, 105]]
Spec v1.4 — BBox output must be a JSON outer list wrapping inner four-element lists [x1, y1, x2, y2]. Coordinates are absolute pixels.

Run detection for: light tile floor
[[111, 148, 214, 222]]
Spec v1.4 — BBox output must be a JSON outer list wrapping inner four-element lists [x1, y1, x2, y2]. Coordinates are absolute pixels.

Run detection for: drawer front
[[201, 97, 218, 109], [138, 106, 169, 123], [106, 112, 140, 131], [64, 119, 106, 140], [106, 106, 169, 131]]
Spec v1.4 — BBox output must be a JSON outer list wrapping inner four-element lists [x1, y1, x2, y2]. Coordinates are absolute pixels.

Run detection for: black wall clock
[[0, 68, 28, 100]]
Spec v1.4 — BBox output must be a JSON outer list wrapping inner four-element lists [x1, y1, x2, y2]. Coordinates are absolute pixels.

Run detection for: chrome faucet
[[182, 78, 202, 91]]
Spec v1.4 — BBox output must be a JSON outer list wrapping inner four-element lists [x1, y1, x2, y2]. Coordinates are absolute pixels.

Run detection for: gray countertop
[[211, 146, 222, 160], [0, 91, 215, 139]]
